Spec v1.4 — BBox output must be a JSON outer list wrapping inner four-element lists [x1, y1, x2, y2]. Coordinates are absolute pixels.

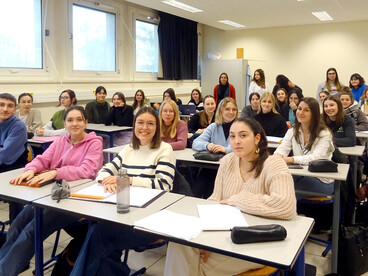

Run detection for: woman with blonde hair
[[192, 97, 238, 198], [254, 92, 288, 137], [248, 69, 270, 96], [159, 99, 188, 150]]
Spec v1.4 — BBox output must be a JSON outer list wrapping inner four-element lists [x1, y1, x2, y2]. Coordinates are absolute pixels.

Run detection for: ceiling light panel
[[161, 0, 202, 13], [218, 20, 245, 28], [312, 11, 333, 21]]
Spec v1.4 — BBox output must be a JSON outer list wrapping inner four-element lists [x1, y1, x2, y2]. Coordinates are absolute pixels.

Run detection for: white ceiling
[[126, 0, 368, 30]]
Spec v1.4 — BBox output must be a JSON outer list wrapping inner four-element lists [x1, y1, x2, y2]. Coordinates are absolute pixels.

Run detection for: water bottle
[[117, 168, 130, 213]]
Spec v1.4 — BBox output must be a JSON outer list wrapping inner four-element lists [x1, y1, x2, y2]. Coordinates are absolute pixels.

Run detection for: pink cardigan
[[25, 132, 103, 180], [162, 120, 188, 150]]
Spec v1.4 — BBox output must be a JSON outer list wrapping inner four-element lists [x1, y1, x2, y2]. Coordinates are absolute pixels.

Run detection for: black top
[[85, 100, 110, 124], [105, 105, 134, 127], [240, 105, 257, 118], [328, 115, 356, 147], [272, 84, 303, 98], [222, 121, 233, 140], [280, 104, 296, 122], [187, 111, 215, 133], [254, 111, 288, 138]]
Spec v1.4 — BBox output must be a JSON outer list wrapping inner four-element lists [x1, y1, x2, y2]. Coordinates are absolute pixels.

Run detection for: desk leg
[[331, 180, 340, 273], [293, 247, 305, 276], [34, 206, 44, 276], [109, 133, 114, 161]]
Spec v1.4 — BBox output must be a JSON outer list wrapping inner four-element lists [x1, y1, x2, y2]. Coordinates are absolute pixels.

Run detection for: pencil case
[[231, 224, 287, 244]]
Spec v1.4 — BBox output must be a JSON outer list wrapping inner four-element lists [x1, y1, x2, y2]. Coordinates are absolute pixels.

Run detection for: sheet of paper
[[33, 136, 60, 142], [197, 204, 248, 231], [134, 209, 202, 240], [70, 183, 164, 207], [267, 136, 283, 144]]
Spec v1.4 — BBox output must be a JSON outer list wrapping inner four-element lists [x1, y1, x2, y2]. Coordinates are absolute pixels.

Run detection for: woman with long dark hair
[[213, 72, 236, 104]]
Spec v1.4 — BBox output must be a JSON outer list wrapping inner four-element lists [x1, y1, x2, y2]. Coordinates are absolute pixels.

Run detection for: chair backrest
[[171, 168, 193, 196]]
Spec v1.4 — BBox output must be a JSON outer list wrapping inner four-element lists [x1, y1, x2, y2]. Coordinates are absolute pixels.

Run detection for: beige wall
[[202, 20, 368, 98]]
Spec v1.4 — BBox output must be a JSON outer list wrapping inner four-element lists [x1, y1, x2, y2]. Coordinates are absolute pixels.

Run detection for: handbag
[[231, 224, 287, 244], [338, 224, 368, 276], [51, 180, 71, 202], [308, 159, 338, 172], [193, 152, 225, 161]]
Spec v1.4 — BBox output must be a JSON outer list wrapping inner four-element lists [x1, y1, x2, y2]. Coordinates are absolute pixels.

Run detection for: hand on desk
[[101, 176, 133, 193], [207, 143, 226, 154], [36, 127, 45, 136], [10, 170, 57, 185]]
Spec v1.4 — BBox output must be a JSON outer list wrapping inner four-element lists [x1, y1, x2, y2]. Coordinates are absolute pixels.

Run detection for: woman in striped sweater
[[164, 117, 296, 276], [70, 106, 176, 275]]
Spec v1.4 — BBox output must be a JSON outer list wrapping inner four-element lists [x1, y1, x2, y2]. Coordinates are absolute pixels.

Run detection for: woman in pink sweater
[[0, 106, 103, 276], [159, 99, 188, 150], [164, 116, 296, 276]]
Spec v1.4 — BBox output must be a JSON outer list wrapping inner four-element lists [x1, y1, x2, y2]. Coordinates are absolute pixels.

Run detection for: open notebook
[[70, 182, 165, 208]]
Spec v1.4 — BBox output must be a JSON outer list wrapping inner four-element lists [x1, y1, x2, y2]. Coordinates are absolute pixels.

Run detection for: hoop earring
[[255, 146, 260, 154]]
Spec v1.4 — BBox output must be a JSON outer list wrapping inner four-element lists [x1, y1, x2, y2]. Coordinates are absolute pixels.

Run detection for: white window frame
[[65, 0, 121, 79], [132, 9, 160, 81], [0, 0, 52, 81]]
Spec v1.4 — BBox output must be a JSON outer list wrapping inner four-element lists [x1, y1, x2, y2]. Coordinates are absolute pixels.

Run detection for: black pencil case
[[231, 224, 287, 244]]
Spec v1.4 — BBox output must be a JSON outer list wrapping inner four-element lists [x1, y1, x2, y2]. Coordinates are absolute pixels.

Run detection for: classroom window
[[72, 4, 116, 71], [136, 20, 158, 73], [0, 0, 42, 69]]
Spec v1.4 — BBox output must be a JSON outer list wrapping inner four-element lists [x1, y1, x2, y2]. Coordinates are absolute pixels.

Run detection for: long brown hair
[[232, 117, 268, 178], [322, 95, 345, 128], [252, 69, 266, 89], [132, 107, 161, 150], [325, 68, 342, 92], [293, 97, 327, 151], [159, 100, 180, 139]]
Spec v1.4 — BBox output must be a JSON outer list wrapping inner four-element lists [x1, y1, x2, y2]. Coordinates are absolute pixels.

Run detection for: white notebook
[[197, 204, 248, 231], [70, 182, 164, 207]]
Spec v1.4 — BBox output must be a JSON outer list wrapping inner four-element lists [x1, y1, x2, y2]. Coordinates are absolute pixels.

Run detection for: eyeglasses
[[60, 96, 70, 100], [135, 121, 156, 128]]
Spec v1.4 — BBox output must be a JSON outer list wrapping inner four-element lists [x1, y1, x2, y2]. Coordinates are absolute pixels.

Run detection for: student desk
[[86, 123, 132, 148], [289, 164, 349, 273], [356, 131, 368, 139], [27, 137, 56, 151], [135, 196, 314, 276], [32, 185, 184, 276]]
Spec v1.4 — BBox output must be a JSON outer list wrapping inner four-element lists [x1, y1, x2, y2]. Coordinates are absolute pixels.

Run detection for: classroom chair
[[122, 168, 193, 275], [236, 266, 279, 276]]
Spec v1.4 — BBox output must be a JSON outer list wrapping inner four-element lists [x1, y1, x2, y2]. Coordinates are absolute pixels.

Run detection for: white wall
[[0, 0, 198, 123], [202, 20, 368, 99]]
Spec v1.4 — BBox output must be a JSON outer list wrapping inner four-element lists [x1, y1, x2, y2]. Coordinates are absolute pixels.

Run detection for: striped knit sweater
[[96, 142, 176, 191], [209, 153, 296, 220]]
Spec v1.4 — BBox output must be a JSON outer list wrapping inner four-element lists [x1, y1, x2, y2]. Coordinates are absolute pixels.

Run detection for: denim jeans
[[70, 222, 156, 276], [293, 175, 334, 199], [0, 205, 79, 276]]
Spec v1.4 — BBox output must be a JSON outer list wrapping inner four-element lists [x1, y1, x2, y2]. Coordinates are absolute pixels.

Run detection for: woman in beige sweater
[[164, 117, 297, 276]]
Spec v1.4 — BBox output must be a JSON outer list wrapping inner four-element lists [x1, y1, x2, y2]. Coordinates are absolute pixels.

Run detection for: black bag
[[193, 152, 225, 161], [231, 224, 287, 244], [308, 159, 337, 172], [338, 224, 368, 276]]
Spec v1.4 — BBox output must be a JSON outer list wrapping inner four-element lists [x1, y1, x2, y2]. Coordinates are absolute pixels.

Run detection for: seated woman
[[164, 117, 296, 276], [192, 97, 238, 198], [359, 86, 368, 115], [280, 89, 303, 127], [36, 89, 77, 137], [240, 92, 260, 118], [15, 93, 42, 139], [70, 107, 175, 276], [105, 92, 134, 146], [153, 88, 182, 111], [318, 91, 330, 113], [188, 95, 216, 137], [322, 95, 356, 147], [132, 89, 149, 115], [254, 92, 288, 137], [187, 88, 204, 112], [159, 99, 188, 150], [275, 88, 287, 113], [350, 73, 367, 102], [339, 90, 368, 131], [85, 86, 110, 124], [0, 106, 103, 276], [272, 74, 302, 98], [275, 97, 335, 197]]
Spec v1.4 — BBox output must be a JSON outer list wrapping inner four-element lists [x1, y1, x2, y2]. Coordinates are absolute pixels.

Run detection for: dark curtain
[[158, 12, 198, 80]]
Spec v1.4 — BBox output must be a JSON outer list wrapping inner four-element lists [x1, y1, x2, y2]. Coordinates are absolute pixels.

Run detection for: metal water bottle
[[117, 168, 130, 213]]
